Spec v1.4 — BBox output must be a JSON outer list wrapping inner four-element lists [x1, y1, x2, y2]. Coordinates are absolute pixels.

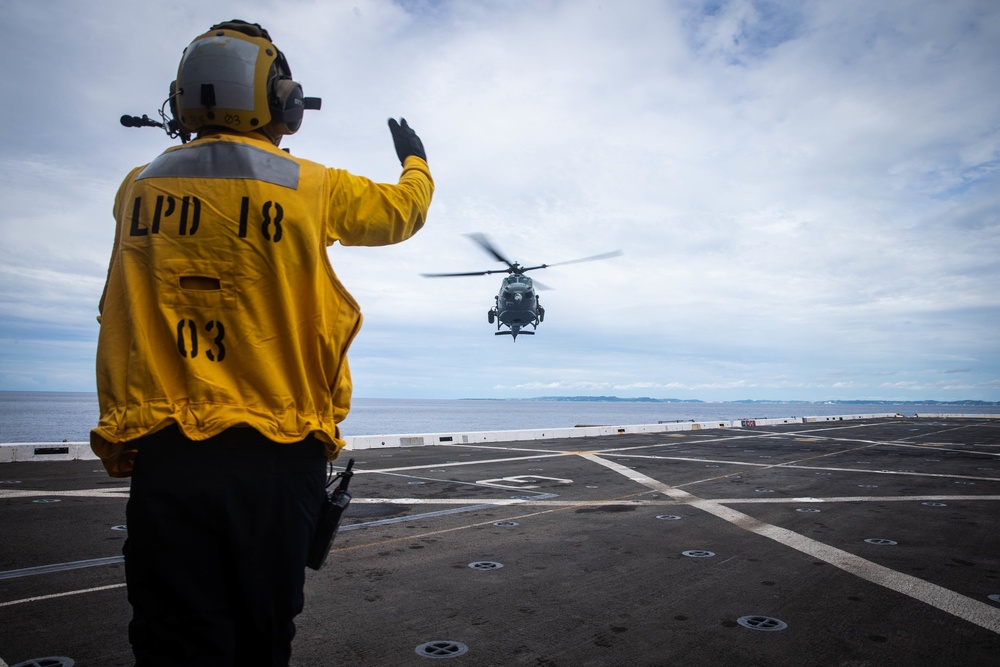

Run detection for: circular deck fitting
[[493, 521, 519, 527], [415, 641, 469, 659], [111, 525, 127, 531], [11, 658, 76, 667], [468, 561, 504, 570], [737, 615, 788, 631], [796, 508, 821, 513], [922, 502, 947, 507], [656, 515, 683, 521], [864, 538, 898, 546], [682, 550, 716, 558], [31, 499, 61, 504]]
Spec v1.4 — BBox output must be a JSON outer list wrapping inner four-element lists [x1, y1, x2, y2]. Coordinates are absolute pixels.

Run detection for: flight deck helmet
[[171, 20, 320, 140]]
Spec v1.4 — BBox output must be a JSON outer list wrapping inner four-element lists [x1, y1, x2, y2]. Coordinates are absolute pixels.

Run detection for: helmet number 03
[[176, 319, 226, 361]]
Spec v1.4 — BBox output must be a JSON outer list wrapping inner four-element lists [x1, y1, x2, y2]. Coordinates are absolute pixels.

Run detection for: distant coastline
[[462, 395, 1000, 406], [0, 390, 997, 406]]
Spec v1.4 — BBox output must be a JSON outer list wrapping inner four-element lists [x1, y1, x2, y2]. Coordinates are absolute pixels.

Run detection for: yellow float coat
[[91, 131, 433, 476]]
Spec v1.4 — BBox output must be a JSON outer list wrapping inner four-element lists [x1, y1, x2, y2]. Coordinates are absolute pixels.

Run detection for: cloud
[[0, 0, 998, 401]]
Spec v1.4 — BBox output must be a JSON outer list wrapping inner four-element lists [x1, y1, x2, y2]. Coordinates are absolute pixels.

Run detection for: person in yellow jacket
[[92, 20, 433, 666]]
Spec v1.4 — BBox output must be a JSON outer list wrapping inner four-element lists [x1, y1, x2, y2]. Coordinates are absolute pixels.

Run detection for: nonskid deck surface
[[1, 418, 999, 666]]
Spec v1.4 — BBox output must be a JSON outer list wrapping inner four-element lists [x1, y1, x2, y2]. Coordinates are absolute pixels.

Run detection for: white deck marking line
[[359, 452, 570, 474], [609, 454, 774, 467], [342, 504, 501, 529], [668, 459, 999, 485], [0, 583, 126, 608], [672, 442, 882, 488], [773, 465, 998, 481], [376, 470, 538, 492], [0, 488, 130, 500], [898, 422, 993, 440], [350, 498, 676, 506], [347, 495, 1000, 506], [777, 422, 998, 454], [581, 453, 1000, 635], [882, 442, 1000, 457], [0, 556, 126, 580], [708, 494, 1000, 504], [330, 504, 592, 555], [445, 443, 595, 455]]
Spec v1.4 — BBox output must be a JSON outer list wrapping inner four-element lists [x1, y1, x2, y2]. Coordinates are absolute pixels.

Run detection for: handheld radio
[[306, 458, 355, 570]]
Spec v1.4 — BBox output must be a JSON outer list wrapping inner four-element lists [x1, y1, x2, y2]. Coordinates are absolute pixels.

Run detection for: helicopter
[[422, 233, 622, 340]]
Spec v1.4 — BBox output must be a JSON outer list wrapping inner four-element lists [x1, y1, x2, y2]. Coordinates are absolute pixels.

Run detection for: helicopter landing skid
[[496, 330, 534, 336]]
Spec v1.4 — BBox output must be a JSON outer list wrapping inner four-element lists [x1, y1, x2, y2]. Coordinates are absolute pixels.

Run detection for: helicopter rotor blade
[[421, 268, 509, 278], [521, 249, 623, 273], [467, 232, 516, 269]]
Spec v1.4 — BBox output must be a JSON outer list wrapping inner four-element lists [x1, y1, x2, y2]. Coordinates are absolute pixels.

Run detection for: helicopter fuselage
[[489, 275, 544, 339]]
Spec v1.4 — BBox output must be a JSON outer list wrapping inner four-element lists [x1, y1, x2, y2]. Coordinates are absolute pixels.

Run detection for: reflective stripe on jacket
[[92, 131, 432, 476]]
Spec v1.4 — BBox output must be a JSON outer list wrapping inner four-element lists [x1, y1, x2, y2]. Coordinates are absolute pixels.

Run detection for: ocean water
[[1, 391, 997, 444], [1, 392, 101, 443], [338, 398, 999, 436]]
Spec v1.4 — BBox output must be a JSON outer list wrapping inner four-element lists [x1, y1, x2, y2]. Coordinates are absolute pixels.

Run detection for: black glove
[[388, 118, 427, 165]]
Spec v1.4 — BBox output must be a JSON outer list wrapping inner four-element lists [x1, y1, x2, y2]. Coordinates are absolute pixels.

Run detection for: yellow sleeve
[[325, 156, 433, 247]]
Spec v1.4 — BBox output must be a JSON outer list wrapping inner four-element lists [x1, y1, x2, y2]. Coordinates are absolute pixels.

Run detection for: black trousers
[[124, 426, 327, 667]]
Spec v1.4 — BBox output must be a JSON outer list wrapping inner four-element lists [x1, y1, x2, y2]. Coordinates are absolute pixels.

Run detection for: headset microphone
[[120, 114, 164, 129], [120, 108, 191, 143]]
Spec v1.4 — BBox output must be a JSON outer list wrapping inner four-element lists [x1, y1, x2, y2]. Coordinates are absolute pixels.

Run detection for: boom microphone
[[120, 114, 164, 129]]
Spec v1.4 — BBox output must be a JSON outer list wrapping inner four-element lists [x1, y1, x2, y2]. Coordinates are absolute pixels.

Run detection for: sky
[[1, 0, 998, 402]]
